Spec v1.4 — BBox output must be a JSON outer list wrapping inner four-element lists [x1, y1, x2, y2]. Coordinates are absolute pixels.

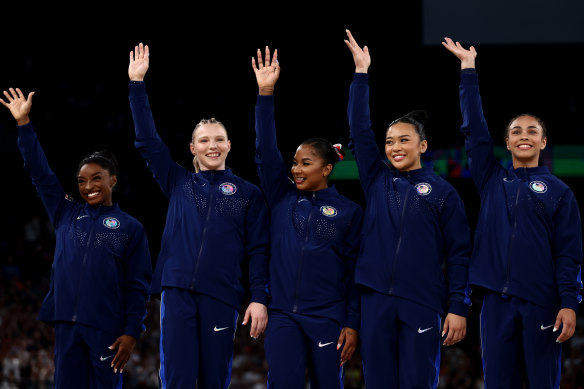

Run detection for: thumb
[[27, 92, 35, 102], [363, 46, 369, 55], [109, 337, 121, 350], [337, 330, 345, 350], [442, 319, 450, 337], [553, 312, 562, 333], [242, 307, 251, 325]]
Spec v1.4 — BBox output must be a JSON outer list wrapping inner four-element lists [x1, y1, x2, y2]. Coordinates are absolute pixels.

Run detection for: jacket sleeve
[[245, 186, 270, 305], [122, 221, 153, 340], [254, 94, 294, 207], [17, 122, 73, 226], [440, 188, 472, 317], [348, 73, 387, 192], [343, 205, 363, 331], [459, 70, 503, 192], [129, 82, 187, 198], [552, 188, 583, 312]]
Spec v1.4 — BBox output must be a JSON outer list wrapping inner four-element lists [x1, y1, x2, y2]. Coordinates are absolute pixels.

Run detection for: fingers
[[27, 91, 35, 103], [256, 48, 264, 68], [264, 46, 271, 67], [250, 314, 259, 338], [556, 323, 575, 343], [553, 314, 562, 334], [0, 98, 8, 108]]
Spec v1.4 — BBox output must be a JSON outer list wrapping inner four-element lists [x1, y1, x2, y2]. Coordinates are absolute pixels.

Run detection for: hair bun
[[404, 110, 429, 126]]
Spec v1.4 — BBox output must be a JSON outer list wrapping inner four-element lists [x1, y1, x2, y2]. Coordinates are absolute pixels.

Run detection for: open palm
[[252, 46, 280, 91], [0, 88, 34, 124], [129, 43, 150, 81]]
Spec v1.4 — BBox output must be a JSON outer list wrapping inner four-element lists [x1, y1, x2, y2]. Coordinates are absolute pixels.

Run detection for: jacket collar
[[297, 185, 339, 202]]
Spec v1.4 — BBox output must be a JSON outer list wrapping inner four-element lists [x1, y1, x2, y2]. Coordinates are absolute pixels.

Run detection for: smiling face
[[385, 122, 428, 172], [505, 115, 547, 168], [291, 144, 332, 192], [77, 162, 116, 206], [190, 123, 231, 171]]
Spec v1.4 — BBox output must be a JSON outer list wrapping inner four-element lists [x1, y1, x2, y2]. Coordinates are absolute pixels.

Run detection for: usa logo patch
[[415, 183, 432, 196], [103, 217, 121, 229], [219, 182, 237, 195], [320, 206, 338, 217], [529, 181, 547, 193]]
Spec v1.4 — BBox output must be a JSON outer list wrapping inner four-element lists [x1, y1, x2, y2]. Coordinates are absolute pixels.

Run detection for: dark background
[[1, 5, 584, 387]]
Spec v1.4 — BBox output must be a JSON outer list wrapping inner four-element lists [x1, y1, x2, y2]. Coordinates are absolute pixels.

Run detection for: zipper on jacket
[[190, 173, 215, 290], [388, 183, 410, 295], [72, 219, 95, 322], [502, 181, 522, 294], [293, 193, 315, 312]]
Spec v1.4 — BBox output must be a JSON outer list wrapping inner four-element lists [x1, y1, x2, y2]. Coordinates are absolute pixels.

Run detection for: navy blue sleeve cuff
[[256, 94, 275, 107], [449, 301, 470, 317], [352, 73, 369, 84], [129, 81, 147, 97]]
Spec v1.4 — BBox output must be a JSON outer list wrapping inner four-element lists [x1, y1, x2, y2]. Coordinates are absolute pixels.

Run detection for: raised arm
[[442, 37, 502, 191], [344, 30, 386, 190], [2, 88, 71, 225], [252, 46, 294, 206], [128, 43, 186, 198]]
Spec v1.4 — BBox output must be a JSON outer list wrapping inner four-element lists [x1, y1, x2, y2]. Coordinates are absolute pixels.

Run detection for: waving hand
[[252, 46, 280, 96]]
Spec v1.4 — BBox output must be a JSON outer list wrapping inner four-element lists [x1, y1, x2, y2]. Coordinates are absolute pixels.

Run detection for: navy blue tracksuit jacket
[[129, 82, 269, 309], [348, 73, 471, 317], [255, 94, 362, 330], [18, 122, 152, 340], [459, 69, 583, 311]]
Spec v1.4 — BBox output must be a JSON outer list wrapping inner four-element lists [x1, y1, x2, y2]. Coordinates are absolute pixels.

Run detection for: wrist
[[460, 60, 475, 70], [355, 67, 368, 73], [129, 75, 145, 82], [259, 87, 274, 96], [16, 116, 30, 126]]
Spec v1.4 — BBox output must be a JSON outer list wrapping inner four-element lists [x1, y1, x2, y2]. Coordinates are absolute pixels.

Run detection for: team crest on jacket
[[415, 183, 432, 196], [320, 206, 338, 217], [103, 217, 121, 229], [529, 181, 547, 193], [219, 182, 237, 195]]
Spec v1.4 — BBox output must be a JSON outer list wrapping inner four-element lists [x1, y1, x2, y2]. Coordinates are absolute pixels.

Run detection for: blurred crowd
[[1, 214, 583, 388]]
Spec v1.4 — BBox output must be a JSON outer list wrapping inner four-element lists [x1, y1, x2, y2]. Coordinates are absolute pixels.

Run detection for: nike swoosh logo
[[77, 215, 88, 220], [318, 341, 334, 348], [393, 177, 400, 182], [418, 327, 433, 333], [100, 355, 114, 361], [214, 326, 229, 332], [503, 178, 515, 183], [541, 324, 554, 331]]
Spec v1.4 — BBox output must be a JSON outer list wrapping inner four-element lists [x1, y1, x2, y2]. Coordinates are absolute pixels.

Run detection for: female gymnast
[[443, 37, 582, 388], [345, 30, 472, 388], [252, 46, 362, 388], [128, 43, 270, 388], [1, 88, 152, 388]]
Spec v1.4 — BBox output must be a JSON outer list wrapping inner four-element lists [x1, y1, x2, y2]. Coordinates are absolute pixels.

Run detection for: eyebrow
[[511, 125, 540, 130], [386, 134, 412, 139]]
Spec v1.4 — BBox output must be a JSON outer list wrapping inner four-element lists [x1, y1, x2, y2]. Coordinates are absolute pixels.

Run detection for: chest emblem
[[219, 182, 237, 195], [320, 206, 338, 217], [415, 182, 432, 196], [529, 181, 547, 193], [103, 217, 121, 229]]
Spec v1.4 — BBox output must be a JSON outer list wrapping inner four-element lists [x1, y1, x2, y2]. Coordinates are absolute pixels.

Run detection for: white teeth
[[518, 145, 532, 150], [393, 155, 405, 161], [88, 192, 98, 197], [206, 153, 220, 157]]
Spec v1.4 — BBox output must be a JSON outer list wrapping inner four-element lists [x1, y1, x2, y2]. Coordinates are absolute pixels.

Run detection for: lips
[[517, 144, 533, 150], [206, 152, 221, 158], [87, 192, 100, 198], [294, 177, 306, 184], [392, 154, 406, 162]]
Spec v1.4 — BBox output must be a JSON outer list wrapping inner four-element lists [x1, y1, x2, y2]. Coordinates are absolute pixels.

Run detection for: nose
[[291, 165, 301, 175]]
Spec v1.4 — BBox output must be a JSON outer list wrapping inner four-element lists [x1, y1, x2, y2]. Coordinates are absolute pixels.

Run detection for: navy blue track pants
[[159, 288, 239, 389], [480, 293, 562, 389], [264, 310, 343, 388], [54, 322, 122, 389], [360, 291, 442, 389]]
